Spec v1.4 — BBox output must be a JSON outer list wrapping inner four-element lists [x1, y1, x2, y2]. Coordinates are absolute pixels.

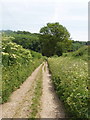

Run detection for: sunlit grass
[[48, 57, 88, 118]]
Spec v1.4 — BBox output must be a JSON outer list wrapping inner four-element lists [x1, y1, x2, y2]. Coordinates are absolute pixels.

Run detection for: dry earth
[[0, 64, 42, 118], [0, 62, 66, 118], [40, 62, 66, 118]]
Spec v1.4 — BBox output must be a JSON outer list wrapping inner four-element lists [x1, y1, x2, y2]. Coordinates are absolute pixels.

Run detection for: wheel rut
[[40, 62, 66, 118], [0, 62, 66, 118]]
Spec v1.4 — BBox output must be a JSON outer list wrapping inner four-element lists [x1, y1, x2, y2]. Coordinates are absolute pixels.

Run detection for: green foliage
[[2, 30, 41, 53], [39, 22, 72, 57], [1, 30, 87, 57], [15, 30, 31, 34], [63, 45, 88, 61], [70, 40, 87, 52], [30, 66, 42, 118], [12, 33, 41, 52], [48, 57, 88, 118], [31, 50, 42, 59], [72, 45, 88, 57], [2, 42, 32, 65], [1, 37, 43, 103]]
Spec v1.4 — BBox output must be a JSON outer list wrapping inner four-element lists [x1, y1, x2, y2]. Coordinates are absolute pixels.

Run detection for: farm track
[[40, 62, 66, 118], [0, 64, 43, 118], [0, 62, 66, 118]]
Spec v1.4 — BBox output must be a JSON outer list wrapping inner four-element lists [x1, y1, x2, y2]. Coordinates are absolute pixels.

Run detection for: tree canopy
[[1, 24, 87, 57], [39, 22, 72, 57]]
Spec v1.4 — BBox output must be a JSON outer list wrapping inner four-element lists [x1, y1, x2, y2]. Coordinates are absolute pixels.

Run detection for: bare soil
[[40, 62, 66, 118], [0, 64, 42, 118], [0, 62, 66, 118]]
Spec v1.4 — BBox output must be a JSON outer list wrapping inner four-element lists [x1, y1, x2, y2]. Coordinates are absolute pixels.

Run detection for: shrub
[[1, 37, 43, 103], [48, 57, 88, 118]]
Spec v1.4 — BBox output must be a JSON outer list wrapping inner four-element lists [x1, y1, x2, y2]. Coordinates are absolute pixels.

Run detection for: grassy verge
[[2, 59, 43, 104], [1, 38, 44, 104], [48, 57, 88, 118], [30, 64, 43, 118]]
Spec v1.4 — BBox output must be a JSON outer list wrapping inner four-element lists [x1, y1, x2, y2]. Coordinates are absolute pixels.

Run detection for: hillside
[[63, 45, 88, 61]]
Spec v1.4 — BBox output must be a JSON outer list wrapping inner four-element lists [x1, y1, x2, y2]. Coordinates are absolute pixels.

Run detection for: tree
[[12, 31, 41, 52], [39, 22, 72, 57]]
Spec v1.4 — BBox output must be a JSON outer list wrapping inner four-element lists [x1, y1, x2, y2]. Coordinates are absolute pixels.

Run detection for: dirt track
[[40, 62, 66, 118], [0, 64, 42, 118], [0, 62, 66, 118]]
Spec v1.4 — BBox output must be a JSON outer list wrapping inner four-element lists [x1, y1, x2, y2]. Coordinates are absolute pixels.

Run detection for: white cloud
[[71, 31, 88, 41], [51, 2, 88, 22], [0, 0, 88, 41], [1, 0, 89, 4]]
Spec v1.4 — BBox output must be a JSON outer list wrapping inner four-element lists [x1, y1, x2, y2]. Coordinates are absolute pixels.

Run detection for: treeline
[[71, 40, 87, 52], [2, 30, 41, 53], [1, 22, 87, 57]]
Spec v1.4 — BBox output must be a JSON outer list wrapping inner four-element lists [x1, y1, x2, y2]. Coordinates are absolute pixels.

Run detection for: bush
[[1, 37, 43, 103], [72, 46, 88, 57], [48, 57, 88, 118]]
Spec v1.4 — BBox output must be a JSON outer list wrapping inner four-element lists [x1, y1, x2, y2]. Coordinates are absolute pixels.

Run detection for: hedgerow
[[48, 57, 88, 118], [1, 37, 43, 103]]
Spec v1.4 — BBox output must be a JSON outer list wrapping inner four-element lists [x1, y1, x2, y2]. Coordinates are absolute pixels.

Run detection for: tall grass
[[48, 57, 88, 118], [1, 38, 43, 103]]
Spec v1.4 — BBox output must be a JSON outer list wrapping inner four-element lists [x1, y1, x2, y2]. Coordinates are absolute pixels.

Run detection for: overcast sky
[[0, 0, 88, 41]]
